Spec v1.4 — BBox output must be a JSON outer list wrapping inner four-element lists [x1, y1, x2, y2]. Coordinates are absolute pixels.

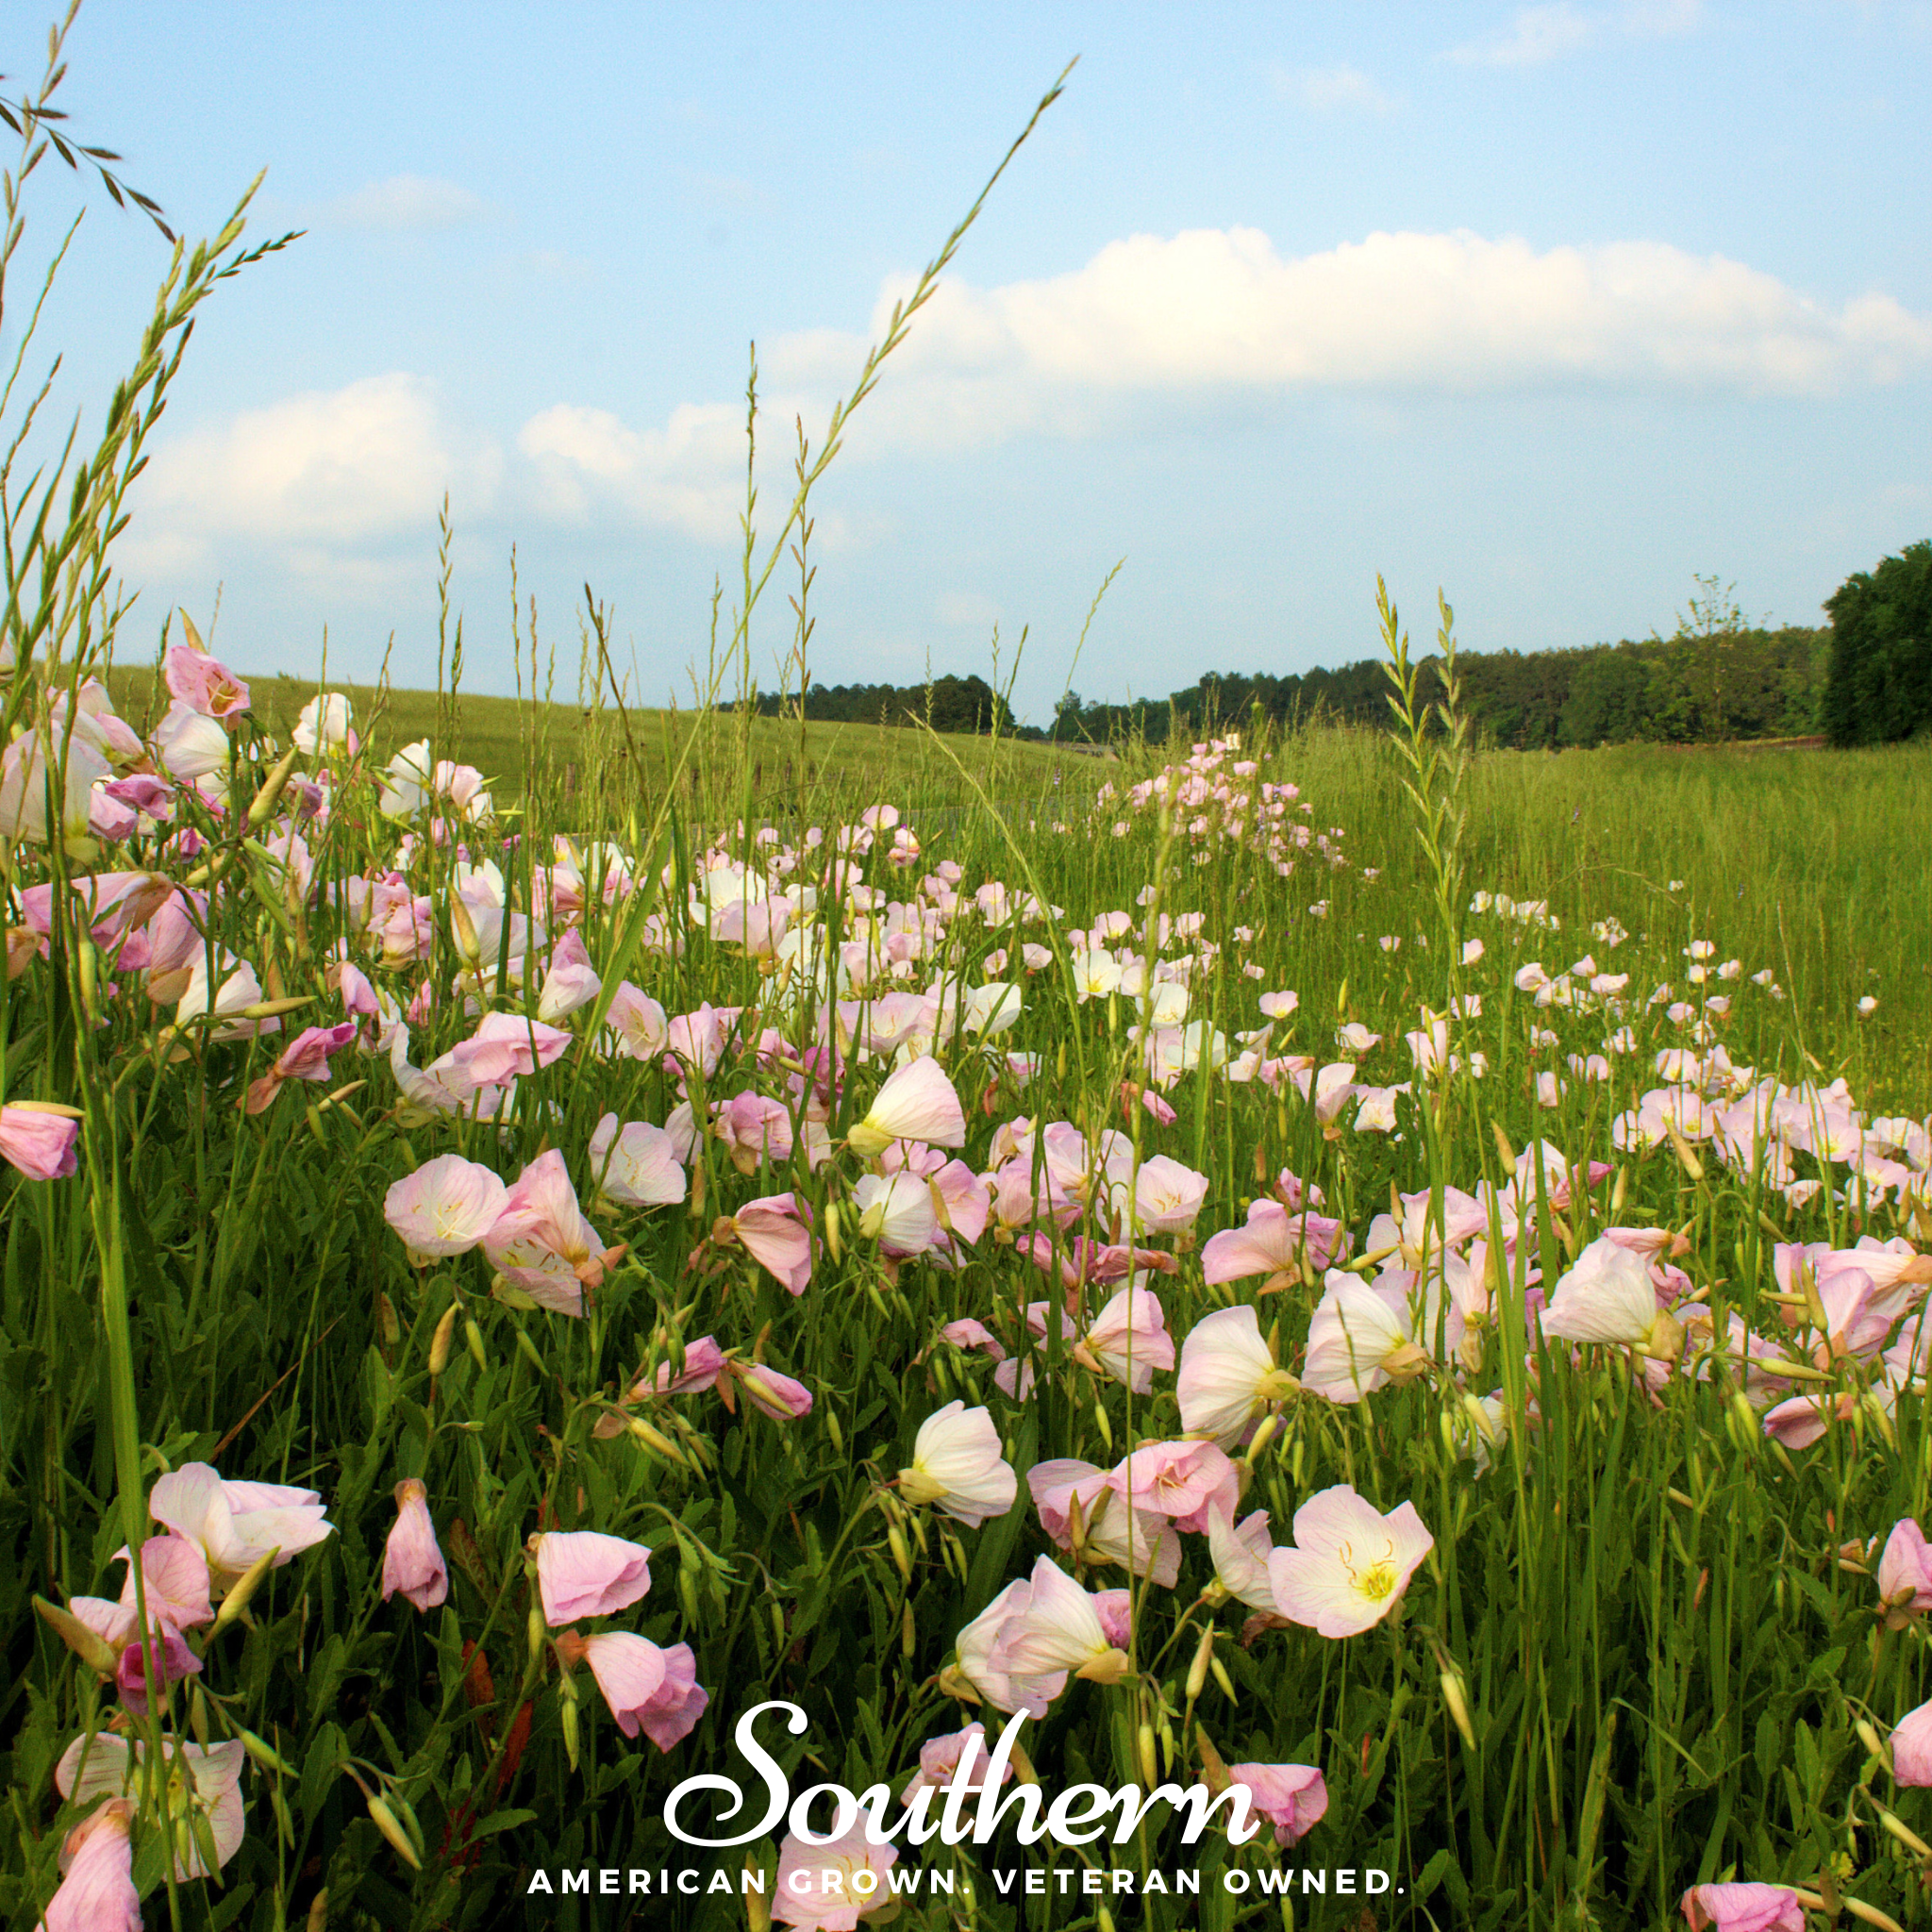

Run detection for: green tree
[[1823, 540, 1932, 745]]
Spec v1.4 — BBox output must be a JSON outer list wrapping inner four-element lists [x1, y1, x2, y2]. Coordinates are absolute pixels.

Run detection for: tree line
[[728, 544, 1929, 750]]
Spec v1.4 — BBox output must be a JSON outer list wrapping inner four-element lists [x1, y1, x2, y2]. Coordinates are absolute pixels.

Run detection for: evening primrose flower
[[991, 1557, 1133, 1687], [898, 1402, 1016, 1527], [1302, 1275, 1434, 1405], [1679, 1883, 1806, 1931], [530, 1530, 651, 1625], [1877, 1518, 1932, 1624], [383, 1153, 509, 1262], [56, 1733, 246, 1881], [148, 1463, 333, 1577], [1268, 1484, 1433, 1639], [774, 1820, 899, 1929], [1540, 1234, 1686, 1362], [36, 1796, 140, 1931], [852, 1171, 940, 1257], [557, 1631, 708, 1749], [381, 1479, 448, 1613], [846, 1057, 965, 1156], [1226, 1763, 1327, 1846], [1176, 1304, 1299, 1446], [1892, 1698, 1932, 1786]]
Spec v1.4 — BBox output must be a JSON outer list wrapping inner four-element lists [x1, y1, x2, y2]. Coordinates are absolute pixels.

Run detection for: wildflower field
[[9, 31, 1932, 1932]]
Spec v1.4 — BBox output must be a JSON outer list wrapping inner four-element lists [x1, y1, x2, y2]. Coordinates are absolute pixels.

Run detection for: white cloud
[[127, 374, 500, 570], [516, 400, 749, 541], [801, 227, 1932, 440], [1273, 63, 1397, 112], [315, 175, 489, 230], [1448, 0, 1701, 65]]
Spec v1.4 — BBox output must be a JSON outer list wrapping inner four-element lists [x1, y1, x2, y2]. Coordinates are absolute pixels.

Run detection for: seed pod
[[428, 1302, 458, 1376]]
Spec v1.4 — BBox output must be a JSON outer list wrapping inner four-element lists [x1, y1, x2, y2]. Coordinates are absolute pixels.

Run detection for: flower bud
[[1209, 1654, 1236, 1703], [215, 1545, 280, 1632], [527, 1603, 546, 1663], [465, 1318, 488, 1372], [367, 1794, 423, 1870], [887, 1524, 913, 1583], [1185, 1627, 1215, 1703], [428, 1303, 458, 1376], [1441, 1669, 1477, 1750], [32, 1595, 121, 1675], [240, 1727, 296, 1776]]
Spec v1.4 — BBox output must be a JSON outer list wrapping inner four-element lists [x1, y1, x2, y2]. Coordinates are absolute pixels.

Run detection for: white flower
[[899, 1403, 1016, 1527]]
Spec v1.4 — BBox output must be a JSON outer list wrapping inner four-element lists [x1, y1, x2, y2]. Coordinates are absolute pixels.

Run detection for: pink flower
[[1074, 1283, 1174, 1392], [56, 1734, 245, 1881], [1268, 1484, 1434, 1639], [990, 1557, 1133, 1689], [164, 637, 249, 717], [1892, 1697, 1932, 1785], [564, 1630, 689, 1740], [853, 1172, 940, 1257], [147, 1462, 332, 1575], [1027, 1458, 1180, 1585], [1202, 1198, 1348, 1290], [37, 1797, 140, 1932], [900, 1723, 1010, 1802], [1106, 1439, 1239, 1531], [899, 1403, 1015, 1526], [115, 1621, 202, 1713], [244, 1020, 360, 1114], [848, 1056, 965, 1156], [602, 983, 669, 1061], [716, 1091, 795, 1175], [774, 1819, 899, 1928], [0, 1104, 80, 1181], [382, 1478, 448, 1612], [1177, 1305, 1296, 1446], [953, 1577, 1058, 1716], [1226, 1762, 1327, 1845], [1680, 1882, 1807, 1931], [725, 1193, 814, 1295], [587, 1114, 686, 1209], [1132, 1155, 1209, 1234], [1878, 1518, 1932, 1624], [451, 1010, 574, 1086], [535, 929, 602, 1024], [621, 1639, 709, 1749], [731, 1361, 816, 1422], [484, 1150, 622, 1314], [384, 1153, 510, 1263], [1541, 1234, 1685, 1360], [532, 1529, 651, 1625]]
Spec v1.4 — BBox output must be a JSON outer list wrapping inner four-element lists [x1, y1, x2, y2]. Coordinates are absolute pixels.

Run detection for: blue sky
[[14, 1, 1930, 723]]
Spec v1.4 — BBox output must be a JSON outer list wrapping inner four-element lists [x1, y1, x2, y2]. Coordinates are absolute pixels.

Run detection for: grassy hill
[[103, 661, 1113, 834]]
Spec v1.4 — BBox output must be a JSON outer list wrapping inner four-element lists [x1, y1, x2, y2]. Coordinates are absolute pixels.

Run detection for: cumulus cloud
[[1448, 0, 1702, 65], [127, 374, 501, 570], [1273, 63, 1397, 113], [315, 175, 490, 230], [791, 226, 1932, 444], [515, 401, 749, 541]]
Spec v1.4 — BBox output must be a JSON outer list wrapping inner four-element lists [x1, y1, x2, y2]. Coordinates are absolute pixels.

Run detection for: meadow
[[9, 29, 1932, 1932]]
